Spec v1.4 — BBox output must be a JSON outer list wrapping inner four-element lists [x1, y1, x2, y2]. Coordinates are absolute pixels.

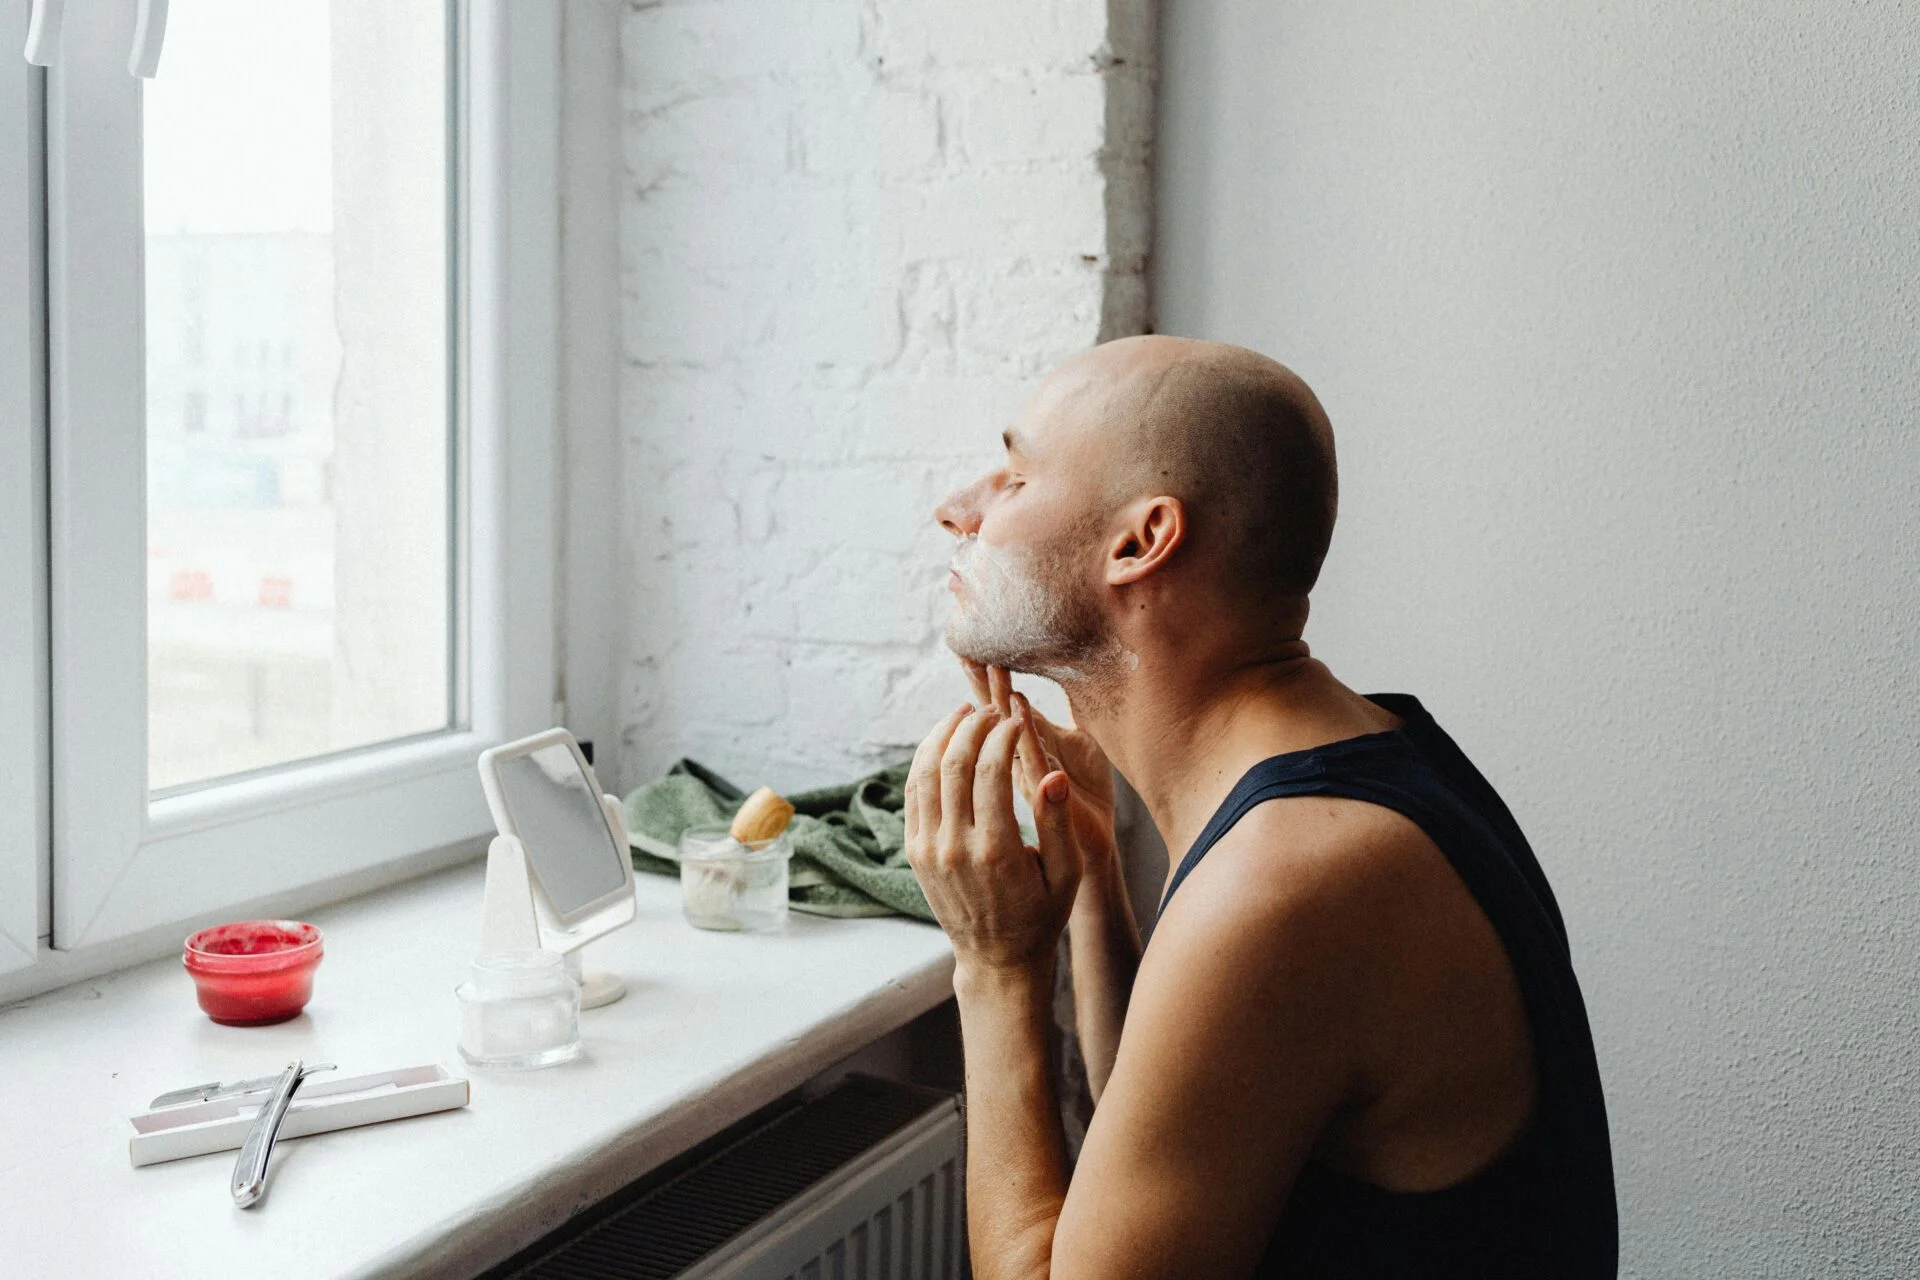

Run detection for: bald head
[[936, 337, 1338, 678], [1076, 336, 1339, 606]]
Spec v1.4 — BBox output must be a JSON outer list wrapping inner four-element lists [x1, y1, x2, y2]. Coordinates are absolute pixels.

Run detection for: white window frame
[[0, 5, 48, 978], [3, 0, 563, 995]]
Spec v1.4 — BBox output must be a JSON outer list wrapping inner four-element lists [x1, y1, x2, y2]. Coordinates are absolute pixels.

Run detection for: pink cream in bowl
[[183, 920, 324, 1025]]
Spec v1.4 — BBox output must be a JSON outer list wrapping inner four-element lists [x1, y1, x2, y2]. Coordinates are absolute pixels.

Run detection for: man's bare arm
[[905, 701, 1085, 1279], [1051, 808, 1377, 1278], [1065, 842, 1140, 1102], [1011, 688, 1140, 1102], [954, 960, 1075, 1279]]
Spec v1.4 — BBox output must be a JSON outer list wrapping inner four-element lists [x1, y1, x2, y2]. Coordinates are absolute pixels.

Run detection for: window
[[2, 1, 564, 989], [143, 0, 452, 791]]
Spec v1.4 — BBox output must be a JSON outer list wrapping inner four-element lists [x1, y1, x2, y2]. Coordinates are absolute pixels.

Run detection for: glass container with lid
[[455, 949, 583, 1070]]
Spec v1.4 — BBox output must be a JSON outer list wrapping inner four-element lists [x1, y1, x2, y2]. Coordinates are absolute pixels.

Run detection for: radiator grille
[[503, 1075, 964, 1280]]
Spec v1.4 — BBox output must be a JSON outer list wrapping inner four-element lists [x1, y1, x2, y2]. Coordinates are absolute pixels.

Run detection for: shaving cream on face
[[945, 534, 1113, 682], [946, 537, 1059, 658]]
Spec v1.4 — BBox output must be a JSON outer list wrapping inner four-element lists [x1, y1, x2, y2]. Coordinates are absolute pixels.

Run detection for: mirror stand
[[566, 951, 627, 1009], [479, 832, 630, 1009]]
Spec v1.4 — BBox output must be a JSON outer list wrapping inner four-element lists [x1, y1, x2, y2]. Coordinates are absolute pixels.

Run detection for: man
[[904, 336, 1616, 1278]]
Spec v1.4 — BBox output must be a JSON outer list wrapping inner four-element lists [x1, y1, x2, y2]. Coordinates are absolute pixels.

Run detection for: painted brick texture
[[618, 0, 1154, 790]]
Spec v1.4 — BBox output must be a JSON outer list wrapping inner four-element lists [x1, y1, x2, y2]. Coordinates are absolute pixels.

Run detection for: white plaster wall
[[1155, 3, 1920, 1274], [618, 0, 1152, 790]]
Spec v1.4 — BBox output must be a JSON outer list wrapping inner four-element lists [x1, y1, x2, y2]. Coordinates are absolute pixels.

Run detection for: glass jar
[[678, 823, 791, 932], [455, 949, 583, 1070]]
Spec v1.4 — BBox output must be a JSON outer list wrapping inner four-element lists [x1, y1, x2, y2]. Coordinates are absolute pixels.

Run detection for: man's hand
[[905, 703, 1082, 975], [960, 661, 1143, 1105], [960, 659, 1119, 882]]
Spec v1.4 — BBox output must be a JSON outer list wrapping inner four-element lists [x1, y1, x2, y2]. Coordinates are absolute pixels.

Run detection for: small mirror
[[492, 742, 628, 918], [477, 729, 637, 1007]]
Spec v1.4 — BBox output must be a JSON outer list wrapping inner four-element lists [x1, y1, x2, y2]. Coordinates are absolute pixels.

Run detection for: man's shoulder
[[1169, 792, 1442, 930], [1146, 792, 1472, 1032], [1121, 797, 1431, 1126]]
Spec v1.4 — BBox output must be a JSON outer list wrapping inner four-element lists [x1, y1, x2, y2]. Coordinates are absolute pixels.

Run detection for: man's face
[[935, 372, 1113, 681]]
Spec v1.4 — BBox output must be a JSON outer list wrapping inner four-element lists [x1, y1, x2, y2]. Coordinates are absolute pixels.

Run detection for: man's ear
[[1105, 495, 1186, 586]]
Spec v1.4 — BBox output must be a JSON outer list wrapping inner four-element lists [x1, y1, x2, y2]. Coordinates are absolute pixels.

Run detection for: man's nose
[[935, 478, 987, 538]]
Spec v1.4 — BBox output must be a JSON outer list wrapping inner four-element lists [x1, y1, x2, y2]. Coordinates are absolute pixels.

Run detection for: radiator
[[503, 1075, 968, 1280]]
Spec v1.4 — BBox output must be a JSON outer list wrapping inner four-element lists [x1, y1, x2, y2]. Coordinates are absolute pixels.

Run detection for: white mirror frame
[[476, 726, 636, 957]]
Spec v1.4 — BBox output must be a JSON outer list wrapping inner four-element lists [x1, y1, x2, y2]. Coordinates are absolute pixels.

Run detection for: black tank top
[[1156, 693, 1617, 1278]]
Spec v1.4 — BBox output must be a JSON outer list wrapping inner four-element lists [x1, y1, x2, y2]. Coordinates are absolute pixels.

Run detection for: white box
[[129, 1064, 469, 1168]]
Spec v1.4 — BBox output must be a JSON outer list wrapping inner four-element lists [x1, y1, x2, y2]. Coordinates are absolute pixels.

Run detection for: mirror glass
[[494, 744, 628, 916]]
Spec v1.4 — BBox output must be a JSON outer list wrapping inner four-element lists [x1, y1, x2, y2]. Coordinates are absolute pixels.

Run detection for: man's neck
[[1065, 641, 1395, 878]]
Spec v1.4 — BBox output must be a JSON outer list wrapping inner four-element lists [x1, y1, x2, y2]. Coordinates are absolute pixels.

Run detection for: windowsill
[[0, 861, 956, 1277]]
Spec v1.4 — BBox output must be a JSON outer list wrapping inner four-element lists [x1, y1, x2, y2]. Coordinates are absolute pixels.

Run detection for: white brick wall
[[618, 0, 1154, 790]]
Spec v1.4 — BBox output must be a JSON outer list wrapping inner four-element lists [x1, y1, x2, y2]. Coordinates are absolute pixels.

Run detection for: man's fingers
[[1033, 769, 1081, 902], [1025, 700, 1106, 789], [1012, 692, 1050, 795], [939, 707, 998, 834], [988, 665, 1014, 717], [908, 704, 972, 856], [959, 657, 992, 706], [1021, 696, 1069, 761], [1025, 698, 1066, 743], [972, 714, 1024, 850]]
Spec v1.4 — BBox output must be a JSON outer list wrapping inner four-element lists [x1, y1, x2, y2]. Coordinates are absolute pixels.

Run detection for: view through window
[[144, 0, 454, 792]]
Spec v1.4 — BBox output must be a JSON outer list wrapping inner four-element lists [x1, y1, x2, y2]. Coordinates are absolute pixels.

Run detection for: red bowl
[[183, 920, 324, 1026]]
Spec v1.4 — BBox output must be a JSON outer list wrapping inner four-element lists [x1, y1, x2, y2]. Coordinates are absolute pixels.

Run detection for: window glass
[[144, 0, 453, 792]]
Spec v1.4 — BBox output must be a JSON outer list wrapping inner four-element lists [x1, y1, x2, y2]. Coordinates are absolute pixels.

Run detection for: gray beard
[[943, 535, 1114, 685]]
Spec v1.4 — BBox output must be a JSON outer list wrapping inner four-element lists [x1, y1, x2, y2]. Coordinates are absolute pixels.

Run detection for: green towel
[[622, 758, 934, 921]]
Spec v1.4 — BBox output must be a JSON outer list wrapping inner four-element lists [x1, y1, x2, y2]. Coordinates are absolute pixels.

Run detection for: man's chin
[[947, 629, 1117, 689], [943, 619, 1022, 672], [941, 629, 992, 668]]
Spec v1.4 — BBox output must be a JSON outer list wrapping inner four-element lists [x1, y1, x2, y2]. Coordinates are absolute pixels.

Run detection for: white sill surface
[[0, 862, 955, 1278]]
